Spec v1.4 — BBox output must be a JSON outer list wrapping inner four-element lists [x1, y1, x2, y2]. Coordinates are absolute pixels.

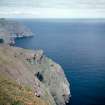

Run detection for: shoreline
[[0, 18, 71, 105]]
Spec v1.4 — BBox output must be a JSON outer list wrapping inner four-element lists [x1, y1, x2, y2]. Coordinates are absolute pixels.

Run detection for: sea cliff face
[[0, 44, 70, 105]]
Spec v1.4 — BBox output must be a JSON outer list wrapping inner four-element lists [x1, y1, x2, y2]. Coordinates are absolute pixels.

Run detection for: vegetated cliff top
[[0, 44, 70, 105], [0, 74, 49, 105]]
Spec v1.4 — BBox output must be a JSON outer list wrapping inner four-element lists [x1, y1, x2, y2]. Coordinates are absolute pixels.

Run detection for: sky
[[0, 0, 105, 18]]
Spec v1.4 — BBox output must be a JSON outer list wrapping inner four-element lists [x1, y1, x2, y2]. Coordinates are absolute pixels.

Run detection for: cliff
[[0, 44, 70, 105], [0, 18, 33, 44]]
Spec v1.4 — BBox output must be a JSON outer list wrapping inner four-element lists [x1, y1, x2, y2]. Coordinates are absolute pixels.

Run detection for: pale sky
[[0, 0, 105, 18]]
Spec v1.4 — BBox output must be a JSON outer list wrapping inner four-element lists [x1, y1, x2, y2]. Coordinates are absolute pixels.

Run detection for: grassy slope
[[0, 74, 49, 105]]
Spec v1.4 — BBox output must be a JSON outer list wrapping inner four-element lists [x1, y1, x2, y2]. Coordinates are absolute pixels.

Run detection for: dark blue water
[[15, 19, 105, 105]]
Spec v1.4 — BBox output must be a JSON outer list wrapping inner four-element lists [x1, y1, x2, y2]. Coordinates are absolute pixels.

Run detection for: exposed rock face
[[0, 18, 33, 44], [0, 44, 71, 105]]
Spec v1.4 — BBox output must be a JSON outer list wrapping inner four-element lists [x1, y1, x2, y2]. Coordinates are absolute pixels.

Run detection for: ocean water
[[15, 19, 105, 105]]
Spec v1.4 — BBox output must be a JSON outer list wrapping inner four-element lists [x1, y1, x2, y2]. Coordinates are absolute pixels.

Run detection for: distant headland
[[0, 18, 33, 44]]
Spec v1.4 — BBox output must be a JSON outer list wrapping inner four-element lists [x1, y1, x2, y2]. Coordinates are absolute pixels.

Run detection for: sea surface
[[15, 19, 105, 105]]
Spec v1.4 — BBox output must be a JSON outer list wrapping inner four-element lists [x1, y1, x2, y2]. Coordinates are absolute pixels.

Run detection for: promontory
[[0, 19, 71, 105]]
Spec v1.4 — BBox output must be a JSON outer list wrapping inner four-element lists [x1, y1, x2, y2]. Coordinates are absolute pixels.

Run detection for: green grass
[[12, 101, 23, 105], [0, 74, 49, 105]]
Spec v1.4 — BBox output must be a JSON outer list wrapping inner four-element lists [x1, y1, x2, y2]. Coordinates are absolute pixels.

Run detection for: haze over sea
[[15, 19, 105, 105]]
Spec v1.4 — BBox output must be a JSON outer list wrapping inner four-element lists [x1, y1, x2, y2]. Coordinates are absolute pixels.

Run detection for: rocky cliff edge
[[0, 44, 71, 105]]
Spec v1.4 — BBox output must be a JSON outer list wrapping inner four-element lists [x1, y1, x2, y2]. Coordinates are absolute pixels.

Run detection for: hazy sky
[[0, 0, 105, 18]]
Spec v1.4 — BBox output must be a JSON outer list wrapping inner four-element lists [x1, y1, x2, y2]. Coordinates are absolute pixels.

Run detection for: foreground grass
[[0, 74, 48, 105]]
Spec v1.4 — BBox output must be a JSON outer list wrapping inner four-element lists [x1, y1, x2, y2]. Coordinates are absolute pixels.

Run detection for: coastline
[[0, 19, 71, 105]]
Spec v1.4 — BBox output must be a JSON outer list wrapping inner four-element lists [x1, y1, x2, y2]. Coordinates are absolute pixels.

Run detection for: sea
[[15, 19, 105, 105]]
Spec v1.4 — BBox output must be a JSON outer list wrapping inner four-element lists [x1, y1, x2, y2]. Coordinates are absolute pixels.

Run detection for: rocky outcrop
[[0, 18, 33, 44], [0, 44, 71, 105]]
